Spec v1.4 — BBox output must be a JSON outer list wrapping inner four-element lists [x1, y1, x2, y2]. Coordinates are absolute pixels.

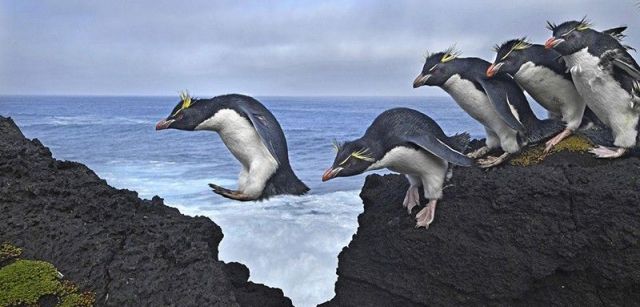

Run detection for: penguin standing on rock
[[156, 92, 309, 201], [322, 107, 473, 229], [487, 38, 591, 152], [413, 48, 564, 167], [546, 19, 640, 158]]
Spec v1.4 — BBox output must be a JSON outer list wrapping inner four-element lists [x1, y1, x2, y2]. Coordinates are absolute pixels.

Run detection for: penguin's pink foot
[[466, 146, 491, 159], [544, 128, 573, 153], [477, 152, 510, 168], [209, 183, 254, 201], [415, 200, 437, 229], [589, 146, 627, 159], [403, 185, 420, 214]]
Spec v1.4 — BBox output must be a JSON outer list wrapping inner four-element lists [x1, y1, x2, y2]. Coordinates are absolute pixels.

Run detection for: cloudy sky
[[1, 0, 639, 96]]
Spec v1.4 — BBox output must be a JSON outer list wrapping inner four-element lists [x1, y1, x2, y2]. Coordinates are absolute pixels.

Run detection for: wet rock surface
[[323, 148, 640, 306], [0, 116, 292, 307]]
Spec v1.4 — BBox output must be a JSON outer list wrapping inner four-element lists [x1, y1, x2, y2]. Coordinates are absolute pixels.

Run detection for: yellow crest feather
[[513, 40, 532, 51], [576, 17, 591, 31], [350, 148, 375, 162], [500, 39, 532, 60], [576, 23, 590, 31], [440, 46, 461, 63], [179, 90, 192, 110]]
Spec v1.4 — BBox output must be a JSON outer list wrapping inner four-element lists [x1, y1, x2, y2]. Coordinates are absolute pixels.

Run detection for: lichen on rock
[[510, 135, 595, 166], [0, 244, 95, 307], [0, 243, 22, 264]]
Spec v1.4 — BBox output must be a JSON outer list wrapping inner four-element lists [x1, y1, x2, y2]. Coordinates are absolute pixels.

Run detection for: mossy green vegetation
[[0, 259, 60, 306], [510, 135, 594, 166], [0, 243, 95, 307], [0, 243, 22, 264]]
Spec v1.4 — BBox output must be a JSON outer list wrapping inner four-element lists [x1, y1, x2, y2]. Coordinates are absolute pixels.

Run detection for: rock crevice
[[323, 150, 640, 306], [0, 116, 292, 307]]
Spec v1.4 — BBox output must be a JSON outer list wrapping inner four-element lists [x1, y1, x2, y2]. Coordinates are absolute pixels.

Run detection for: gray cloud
[[1, 0, 639, 96]]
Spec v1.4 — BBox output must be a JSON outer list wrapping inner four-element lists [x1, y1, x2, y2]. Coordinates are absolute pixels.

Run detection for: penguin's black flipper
[[404, 134, 474, 167], [600, 49, 640, 94], [477, 77, 527, 134], [603, 26, 627, 40], [611, 57, 640, 80], [235, 104, 287, 165]]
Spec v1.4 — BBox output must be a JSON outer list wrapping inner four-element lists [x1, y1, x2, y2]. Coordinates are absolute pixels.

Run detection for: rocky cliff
[[322, 147, 640, 306], [0, 116, 292, 307]]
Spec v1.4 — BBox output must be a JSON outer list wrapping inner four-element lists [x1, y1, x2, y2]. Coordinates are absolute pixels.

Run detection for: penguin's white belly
[[367, 146, 447, 176], [565, 49, 638, 146], [515, 63, 585, 127], [442, 75, 518, 145], [195, 109, 278, 171]]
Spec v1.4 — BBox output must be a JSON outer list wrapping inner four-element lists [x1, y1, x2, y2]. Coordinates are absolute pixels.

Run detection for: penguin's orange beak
[[155, 119, 174, 130], [413, 74, 430, 88], [322, 167, 343, 182], [545, 37, 564, 49], [486, 63, 503, 77]]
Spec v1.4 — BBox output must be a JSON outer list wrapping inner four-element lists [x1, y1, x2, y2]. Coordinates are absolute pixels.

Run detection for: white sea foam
[[98, 159, 363, 306], [172, 190, 363, 307]]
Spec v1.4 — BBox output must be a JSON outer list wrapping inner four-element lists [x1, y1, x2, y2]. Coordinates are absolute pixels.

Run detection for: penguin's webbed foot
[[477, 152, 510, 168], [544, 128, 573, 153], [209, 183, 255, 201], [415, 200, 437, 229], [589, 146, 628, 159], [403, 185, 420, 214], [466, 146, 491, 159]]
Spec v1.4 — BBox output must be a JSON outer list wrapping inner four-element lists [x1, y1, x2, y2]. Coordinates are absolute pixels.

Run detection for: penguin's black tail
[[576, 124, 615, 147], [525, 118, 565, 144], [448, 132, 471, 153], [581, 106, 606, 128], [260, 164, 310, 200]]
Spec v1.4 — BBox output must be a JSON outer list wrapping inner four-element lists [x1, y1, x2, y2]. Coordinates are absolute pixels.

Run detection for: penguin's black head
[[487, 38, 533, 77], [545, 18, 593, 55], [413, 47, 461, 88], [322, 139, 376, 182], [156, 91, 206, 131]]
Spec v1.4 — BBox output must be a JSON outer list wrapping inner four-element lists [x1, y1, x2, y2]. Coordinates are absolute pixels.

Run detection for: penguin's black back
[[194, 94, 290, 165], [524, 45, 571, 79], [192, 94, 309, 199], [363, 108, 464, 153], [448, 57, 491, 92]]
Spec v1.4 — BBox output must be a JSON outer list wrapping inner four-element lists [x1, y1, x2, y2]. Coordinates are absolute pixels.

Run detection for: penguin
[[486, 38, 589, 152], [321, 107, 473, 228], [413, 48, 564, 167], [155, 92, 309, 201], [545, 18, 640, 158]]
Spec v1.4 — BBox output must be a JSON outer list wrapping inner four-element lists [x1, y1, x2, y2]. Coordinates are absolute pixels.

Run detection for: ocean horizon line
[[0, 94, 449, 99]]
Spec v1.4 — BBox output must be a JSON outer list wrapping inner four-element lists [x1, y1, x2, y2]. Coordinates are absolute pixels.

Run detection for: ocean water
[[1, 95, 513, 306]]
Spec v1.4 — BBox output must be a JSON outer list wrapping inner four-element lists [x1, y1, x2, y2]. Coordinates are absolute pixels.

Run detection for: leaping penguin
[[546, 18, 640, 158], [413, 48, 564, 167], [487, 38, 590, 152], [322, 107, 473, 228], [155, 92, 309, 201]]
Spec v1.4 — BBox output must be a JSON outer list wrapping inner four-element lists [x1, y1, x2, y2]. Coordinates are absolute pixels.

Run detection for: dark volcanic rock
[[323, 150, 640, 306], [0, 116, 292, 307]]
